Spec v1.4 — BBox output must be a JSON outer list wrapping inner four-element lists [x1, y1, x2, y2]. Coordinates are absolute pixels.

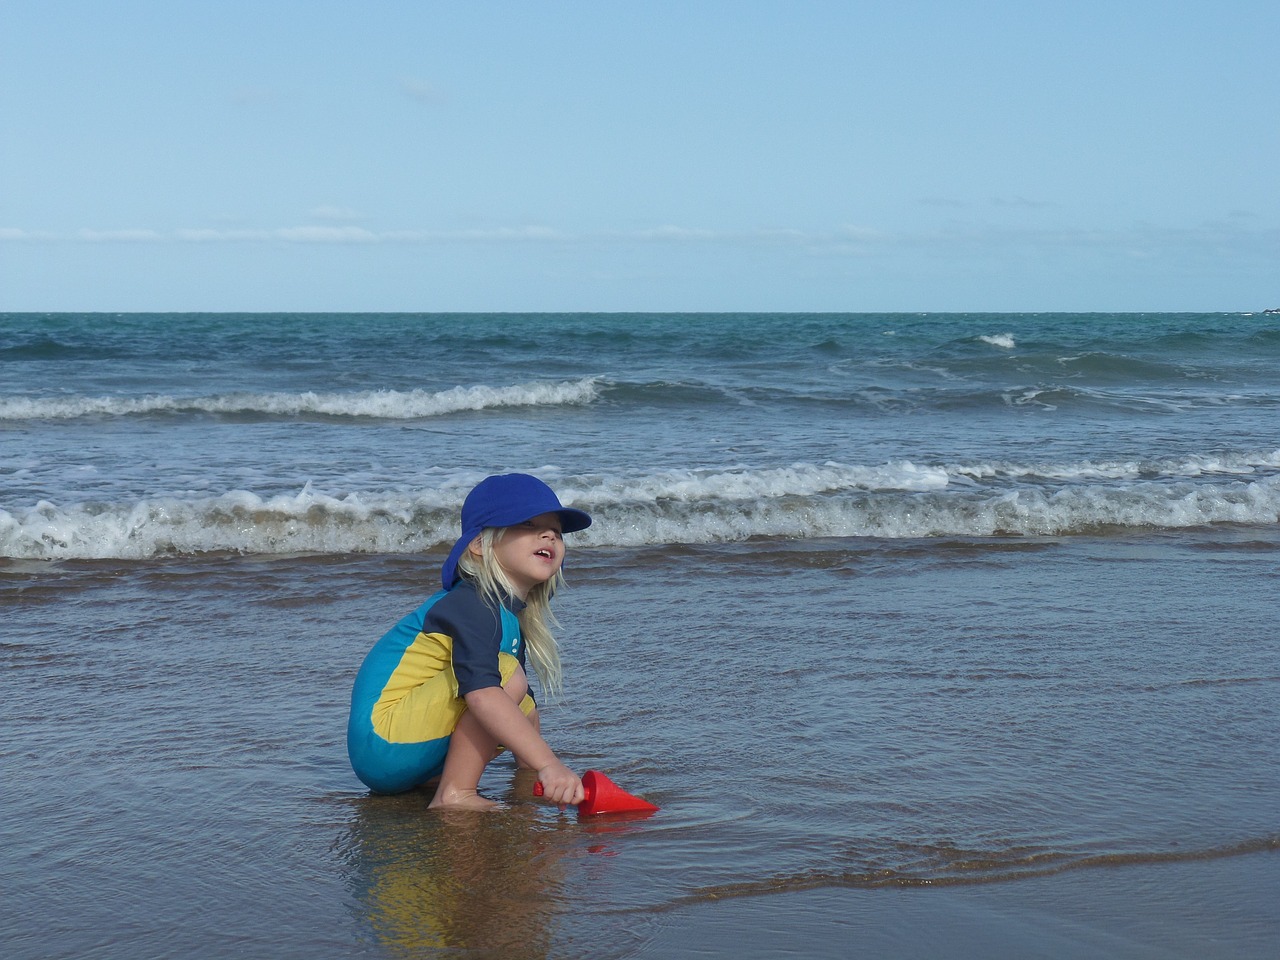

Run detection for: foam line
[[0, 377, 602, 421]]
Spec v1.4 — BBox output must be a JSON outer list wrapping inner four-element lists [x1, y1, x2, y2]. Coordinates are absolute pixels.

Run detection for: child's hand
[[536, 760, 584, 808]]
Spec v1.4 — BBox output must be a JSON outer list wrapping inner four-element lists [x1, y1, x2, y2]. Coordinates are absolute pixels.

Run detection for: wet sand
[[3, 532, 1278, 959], [638, 849, 1279, 959]]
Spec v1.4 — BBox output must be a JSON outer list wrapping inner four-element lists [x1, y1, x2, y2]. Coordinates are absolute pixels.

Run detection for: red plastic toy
[[533, 769, 659, 816]]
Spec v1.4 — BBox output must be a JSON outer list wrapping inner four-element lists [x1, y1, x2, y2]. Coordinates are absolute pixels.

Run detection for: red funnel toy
[[534, 769, 659, 816]]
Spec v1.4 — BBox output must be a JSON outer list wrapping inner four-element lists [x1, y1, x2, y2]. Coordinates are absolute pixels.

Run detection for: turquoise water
[[3, 313, 1278, 957]]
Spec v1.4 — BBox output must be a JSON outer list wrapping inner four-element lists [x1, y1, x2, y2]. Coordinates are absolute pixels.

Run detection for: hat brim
[[554, 506, 592, 534]]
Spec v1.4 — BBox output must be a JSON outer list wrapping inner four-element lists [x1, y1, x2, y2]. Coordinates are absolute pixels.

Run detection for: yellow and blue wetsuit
[[347, 579, 535, 794]]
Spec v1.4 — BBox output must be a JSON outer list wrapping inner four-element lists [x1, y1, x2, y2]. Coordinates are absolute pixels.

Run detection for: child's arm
[[464, 687, 584, 806]]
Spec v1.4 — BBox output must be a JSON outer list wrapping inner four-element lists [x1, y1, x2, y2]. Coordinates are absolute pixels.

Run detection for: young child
[[347, 473, 590, 810]]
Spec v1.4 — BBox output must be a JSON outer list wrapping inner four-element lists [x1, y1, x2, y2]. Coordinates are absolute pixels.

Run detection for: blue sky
[[2, 0, 1277, 312]]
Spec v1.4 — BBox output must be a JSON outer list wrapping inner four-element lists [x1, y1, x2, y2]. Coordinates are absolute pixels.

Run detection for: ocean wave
[[6, 373, 1277, 424], [571, 473, 1280, 547], [0, 335, 131, 361], [996, 383, 1280, 413], [0, 377, 602, 421], [945, 449, 1280, 483], [5, 459, 1279, 560], [572, 462, 952, 502], [978, 333, 1016, 349], [0, 489, 460, 560]]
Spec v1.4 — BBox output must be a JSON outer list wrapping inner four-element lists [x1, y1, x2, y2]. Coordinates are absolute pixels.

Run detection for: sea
[[2, 312, 1277, 959]]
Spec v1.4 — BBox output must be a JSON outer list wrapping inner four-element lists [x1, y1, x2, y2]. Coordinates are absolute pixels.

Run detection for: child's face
[[479, 512, 565, 598]]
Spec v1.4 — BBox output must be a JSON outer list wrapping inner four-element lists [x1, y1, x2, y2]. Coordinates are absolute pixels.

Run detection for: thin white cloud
[[275, 226, 379, 243], [5, 223, 767, 246], [456, 226, 565, 241], [989, 195, 1057, 209], [175, 228, 270, 242], [609, 226, 808, 244], [168, 226, 567, 244], [399, 77, 444, 106], [751, 228, 808, 242], [174, 229, 261, 241], [77, 228, 164, 242], [630, 225, 718, 241], [378, 226, 567, 242], [877, 221, 1280, 265], [0, 222, 1273, 266], [835, 225, 885, 241]]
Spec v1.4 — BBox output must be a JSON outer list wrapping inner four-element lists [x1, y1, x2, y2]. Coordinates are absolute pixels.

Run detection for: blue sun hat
[[441, 473, 592, 589]]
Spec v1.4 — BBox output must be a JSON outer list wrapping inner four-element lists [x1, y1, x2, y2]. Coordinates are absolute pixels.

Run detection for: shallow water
[[4, 528, 1277, 958]]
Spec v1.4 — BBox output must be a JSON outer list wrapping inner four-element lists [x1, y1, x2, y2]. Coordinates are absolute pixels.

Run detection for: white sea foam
[[980, 333, 1016, 349], [0, 377, 602, 421], [0, 489, 461, 560], [564, 462, 952, 505], [5, 460, 1280, 560], [946, 450, 1280, 484], [618, 476, 1280, 544]]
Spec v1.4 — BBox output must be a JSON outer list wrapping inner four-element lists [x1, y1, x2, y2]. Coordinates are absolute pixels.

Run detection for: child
[[347, 473, 590, 810]]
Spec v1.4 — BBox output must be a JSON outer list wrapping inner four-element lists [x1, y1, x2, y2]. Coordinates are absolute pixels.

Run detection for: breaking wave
[[0, 377, 602, 421], [5, 455, 1279, 560]]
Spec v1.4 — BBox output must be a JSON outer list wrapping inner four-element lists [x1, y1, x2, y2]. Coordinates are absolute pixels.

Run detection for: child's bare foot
[[428, 786, 502, 811]]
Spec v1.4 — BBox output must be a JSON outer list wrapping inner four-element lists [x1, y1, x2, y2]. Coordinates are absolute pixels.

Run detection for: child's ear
[[465, 535, 484, 559]]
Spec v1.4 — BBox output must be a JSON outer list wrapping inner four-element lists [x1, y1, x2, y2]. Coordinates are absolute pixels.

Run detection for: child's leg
[[429, 666, 531, 810]]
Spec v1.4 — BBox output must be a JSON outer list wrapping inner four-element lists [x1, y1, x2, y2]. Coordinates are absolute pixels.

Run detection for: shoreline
[[637, 848, 1280, 959]]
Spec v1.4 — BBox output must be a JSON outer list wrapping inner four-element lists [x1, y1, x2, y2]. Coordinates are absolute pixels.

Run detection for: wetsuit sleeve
[[426, 585, 506, 696]]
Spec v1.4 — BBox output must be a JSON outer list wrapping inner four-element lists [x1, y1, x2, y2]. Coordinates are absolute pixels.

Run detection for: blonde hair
[[457, 527, 566, 700]]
